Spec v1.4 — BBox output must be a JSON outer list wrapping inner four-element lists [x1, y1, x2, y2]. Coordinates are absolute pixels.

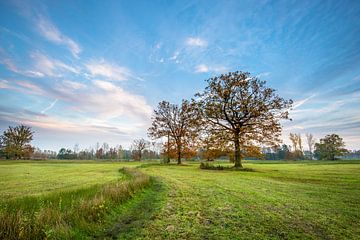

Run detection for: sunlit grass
[[0, 160, 359, 239], [0, 160, 142, 198]]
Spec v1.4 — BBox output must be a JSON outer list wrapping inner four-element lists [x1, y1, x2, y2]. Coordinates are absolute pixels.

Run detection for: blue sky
[[0, 0, 359, 151]]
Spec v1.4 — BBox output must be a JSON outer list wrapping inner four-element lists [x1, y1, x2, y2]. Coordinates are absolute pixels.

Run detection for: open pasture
[[0, 160, 359, 239]]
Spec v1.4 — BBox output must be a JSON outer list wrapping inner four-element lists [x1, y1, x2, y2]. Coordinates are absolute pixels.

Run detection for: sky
[[0, 0, 359, 151]]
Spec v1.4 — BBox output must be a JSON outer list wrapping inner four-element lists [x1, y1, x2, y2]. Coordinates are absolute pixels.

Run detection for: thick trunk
[[234, 131, 243, 168]]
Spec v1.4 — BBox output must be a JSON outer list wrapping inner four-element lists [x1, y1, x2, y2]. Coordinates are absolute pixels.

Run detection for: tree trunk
[[234, 131, 243, 168], [177, 141, 182, 165], [166, 133, 170, 163]]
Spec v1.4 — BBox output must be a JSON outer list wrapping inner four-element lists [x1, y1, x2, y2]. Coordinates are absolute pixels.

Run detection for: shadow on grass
[[97, 178, 166, 239]]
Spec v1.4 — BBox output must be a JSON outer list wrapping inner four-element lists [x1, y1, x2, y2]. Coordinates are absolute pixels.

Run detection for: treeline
[[23, 142, 160, 161], [263, 133, 350, 160]]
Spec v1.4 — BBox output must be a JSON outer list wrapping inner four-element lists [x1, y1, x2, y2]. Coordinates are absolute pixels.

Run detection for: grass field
[[1, 160, 359, 239]]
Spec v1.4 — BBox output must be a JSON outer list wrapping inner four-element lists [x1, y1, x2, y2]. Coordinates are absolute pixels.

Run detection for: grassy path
[[97, 178, 167, 239]]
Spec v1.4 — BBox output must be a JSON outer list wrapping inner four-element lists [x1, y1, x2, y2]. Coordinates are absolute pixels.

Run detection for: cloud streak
[[85, 59, 131, 81], [36, 15, 82, 58], [41, 99, 58, 114]]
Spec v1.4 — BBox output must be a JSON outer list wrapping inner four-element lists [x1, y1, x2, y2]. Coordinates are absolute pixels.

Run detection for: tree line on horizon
[[0, 71, 354, 164]]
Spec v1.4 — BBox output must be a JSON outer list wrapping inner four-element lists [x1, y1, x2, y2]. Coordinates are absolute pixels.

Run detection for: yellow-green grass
[[1, 160, 360, 239], [134, 161, 360, 239], [0, 161, 150, 239], [0, 160, 141, 199]]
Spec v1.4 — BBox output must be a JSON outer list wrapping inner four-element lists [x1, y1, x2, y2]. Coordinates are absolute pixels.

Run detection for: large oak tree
[[148, 100, 200, 164], [195, 71, 292, 168]]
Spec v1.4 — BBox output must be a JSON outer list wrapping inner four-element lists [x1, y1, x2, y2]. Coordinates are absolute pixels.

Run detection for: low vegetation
[[0, 162, 150, 239], [1, 160, 359, 239]]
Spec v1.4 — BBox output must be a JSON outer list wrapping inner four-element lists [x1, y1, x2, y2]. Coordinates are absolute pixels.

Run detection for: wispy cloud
[[195, 64, 209, 73], [186, 37, 207, 47], [292, 94, 316, 109], [195, 64, 227, 73], [0, 50, 44, 78], [0, 80, 11, 89], [89, 80, 152, 120], [85, 59, 131, 81], [41, 99, 58, 114], [1, 78, 152, 123], [15, 80, 45, 95], [63, 80, 86, 90], [30, 52, 80, 77], [36, 15, 82, 58]]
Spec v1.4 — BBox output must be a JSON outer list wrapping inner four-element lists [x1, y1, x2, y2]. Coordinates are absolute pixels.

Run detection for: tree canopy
[[0, 125, 34, 159], [314, 134, 348, 160], [148, 100, 201, 164], [195, 71, 293, 168]]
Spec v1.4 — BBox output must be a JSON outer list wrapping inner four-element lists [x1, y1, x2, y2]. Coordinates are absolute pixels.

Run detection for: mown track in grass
[[95, 178, 167, 240]]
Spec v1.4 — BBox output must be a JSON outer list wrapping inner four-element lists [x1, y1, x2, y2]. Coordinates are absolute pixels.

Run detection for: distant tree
[[278, 144, 291, 160], [314, 134, 348, 160], [57, 148, 67, 159], [305, 133, 315, 159], [96, 147, 104, 159], [57, 148, 76, 159], [148, 100, 201, 164], [297, 134, 303, 152], [102, 142, 109, 155], [195, 71, 292, 168], [0, 125, 34, 159], [288, 133, 304, 159], [116, 145, 124, 159], [289, 133, 298, 151], [73, 144, 79, 154], [131, 138, 149, 161]]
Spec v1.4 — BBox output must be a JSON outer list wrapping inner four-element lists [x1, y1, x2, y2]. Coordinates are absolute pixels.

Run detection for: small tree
[[131, 138, 149, 161], [0, 125, 34, 159], [195, 71, 292, 168], [148, 100, 201, 164], [305, 133, 315, 159], [314, 134, 348, 160], [289, 133, 298, 152]]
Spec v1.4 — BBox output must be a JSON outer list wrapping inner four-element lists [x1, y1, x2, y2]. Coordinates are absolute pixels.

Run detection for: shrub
[[200, 162, 224, 170]]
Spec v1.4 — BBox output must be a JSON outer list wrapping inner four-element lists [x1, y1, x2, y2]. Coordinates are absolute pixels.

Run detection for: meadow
[[0, 160, 359, 239]]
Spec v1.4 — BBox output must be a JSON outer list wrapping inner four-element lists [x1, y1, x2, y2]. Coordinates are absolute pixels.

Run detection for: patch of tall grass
[[0, 168, 150, 239]]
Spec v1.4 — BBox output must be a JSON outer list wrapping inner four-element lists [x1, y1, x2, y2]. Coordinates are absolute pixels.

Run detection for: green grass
[[1, 160, 359, 239], [0, 161, 150, 239], [0, 160, 141, 199]]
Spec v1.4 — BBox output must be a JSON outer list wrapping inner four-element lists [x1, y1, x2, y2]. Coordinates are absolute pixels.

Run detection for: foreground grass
[[137, 161, 360, 239], [0, 163, 150, 239], [1, 160, 359, 239]]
